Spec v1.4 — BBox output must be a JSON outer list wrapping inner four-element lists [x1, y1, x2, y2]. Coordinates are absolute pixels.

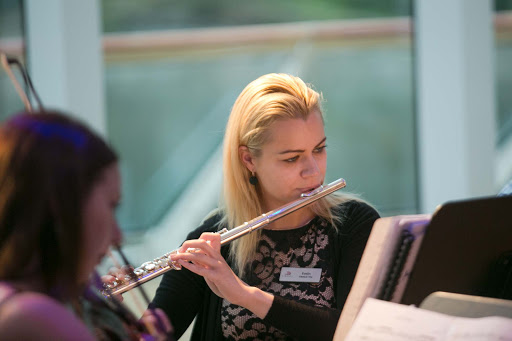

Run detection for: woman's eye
[[314, 145, 327, 153], [284, 156, 298, 162]]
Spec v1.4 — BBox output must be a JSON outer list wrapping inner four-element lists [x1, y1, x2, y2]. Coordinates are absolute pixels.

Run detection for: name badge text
[[279, 267, 322, 283]]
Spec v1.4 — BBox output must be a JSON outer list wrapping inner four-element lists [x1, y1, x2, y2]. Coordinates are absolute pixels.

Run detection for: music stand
[[400, 195, 512, 305]]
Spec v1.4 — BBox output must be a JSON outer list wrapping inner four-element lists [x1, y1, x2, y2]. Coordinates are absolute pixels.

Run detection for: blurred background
[[1, 1, 511, 338]]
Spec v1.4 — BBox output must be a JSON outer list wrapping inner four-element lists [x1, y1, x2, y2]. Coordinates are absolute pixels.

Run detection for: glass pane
[[495, 2, 512, 145], [0, 0, 25, 120], [307, 39, 416, 215], [102, 0, 411, 32], [102, 1, 416, 239], [495, 2, 512, 194]]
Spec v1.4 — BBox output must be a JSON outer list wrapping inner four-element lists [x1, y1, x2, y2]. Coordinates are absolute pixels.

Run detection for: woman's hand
[[140, 307, 174, 341], [169, 233, 245, 304], [169, 233, 274, 319], [101, 267, 132, 302], [102, 270, 173, 340]]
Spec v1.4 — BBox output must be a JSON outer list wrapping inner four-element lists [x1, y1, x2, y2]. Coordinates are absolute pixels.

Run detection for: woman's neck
[[2, 277, 46, 293]]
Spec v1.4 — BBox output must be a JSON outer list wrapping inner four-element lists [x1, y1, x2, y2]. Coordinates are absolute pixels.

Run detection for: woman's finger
[[177, 238, 214, 255], [170, 251, 223, 270], [197, 232, 221, 250], [175, 259, 211, 277]]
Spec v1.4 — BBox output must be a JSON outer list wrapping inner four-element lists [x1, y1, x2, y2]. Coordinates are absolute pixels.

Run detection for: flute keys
[[156, 258, 167, 268], [143, 263, 156, 272], [168, 259, 182, 270], [103, 280, 118, 290]]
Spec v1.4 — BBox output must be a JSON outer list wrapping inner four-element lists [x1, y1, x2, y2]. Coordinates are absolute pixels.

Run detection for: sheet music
[[445, 317, 512, 341], [334, 215, 431, 341], [334, 216, 400, 337], [344, 298, 512, 341]]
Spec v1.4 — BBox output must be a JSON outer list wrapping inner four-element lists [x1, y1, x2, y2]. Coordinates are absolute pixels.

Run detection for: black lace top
[[221, 218, 335, 340], [152, 200, 380, 341]]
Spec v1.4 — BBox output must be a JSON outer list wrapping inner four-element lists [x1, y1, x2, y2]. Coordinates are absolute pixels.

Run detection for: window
[[495, 1, 512, 189], [0, 0, 24, 120], [101, 1, 416, 242]]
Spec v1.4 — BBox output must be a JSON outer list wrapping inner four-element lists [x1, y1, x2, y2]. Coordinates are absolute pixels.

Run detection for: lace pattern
[[221, 218, 336, 340]]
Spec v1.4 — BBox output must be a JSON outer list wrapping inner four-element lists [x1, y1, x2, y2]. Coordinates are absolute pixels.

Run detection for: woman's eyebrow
[[315, 137, 327, 147], [278, 137, 327, 154]]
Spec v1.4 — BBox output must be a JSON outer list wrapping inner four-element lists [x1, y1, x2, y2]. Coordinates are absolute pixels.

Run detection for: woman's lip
[[298, 185, 321, 193]]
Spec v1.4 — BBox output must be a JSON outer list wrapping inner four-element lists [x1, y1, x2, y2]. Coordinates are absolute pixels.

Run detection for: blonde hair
[[221, 73, 353, 277]]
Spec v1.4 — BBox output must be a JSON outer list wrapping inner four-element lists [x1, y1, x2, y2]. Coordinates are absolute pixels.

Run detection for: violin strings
[[111, 247, 168, 336]]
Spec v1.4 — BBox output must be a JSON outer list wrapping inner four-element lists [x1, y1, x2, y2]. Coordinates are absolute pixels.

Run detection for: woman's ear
[[239, 146, 255, 172]]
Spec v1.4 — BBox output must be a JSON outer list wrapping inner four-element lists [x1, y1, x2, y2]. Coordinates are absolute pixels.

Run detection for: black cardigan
[[151, 200, 379, 341]]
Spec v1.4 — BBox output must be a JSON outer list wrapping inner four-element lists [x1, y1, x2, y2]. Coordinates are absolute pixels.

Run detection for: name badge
[[279, 267, 322, 283]]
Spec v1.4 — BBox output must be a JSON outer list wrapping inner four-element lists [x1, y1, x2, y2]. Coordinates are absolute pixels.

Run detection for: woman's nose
[[301, 155, 320, 177]]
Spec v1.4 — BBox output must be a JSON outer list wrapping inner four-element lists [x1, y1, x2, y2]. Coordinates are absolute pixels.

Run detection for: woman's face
[[80, 163, 122, 282], [248, 110, 327, 210]]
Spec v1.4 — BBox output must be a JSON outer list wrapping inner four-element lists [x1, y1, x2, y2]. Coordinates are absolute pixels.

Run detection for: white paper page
[[344, 298, 454, 341], [445, 316, 512, 341]]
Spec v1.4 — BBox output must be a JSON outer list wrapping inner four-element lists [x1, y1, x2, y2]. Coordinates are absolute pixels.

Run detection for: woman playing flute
[[152, 73, 380, 341]]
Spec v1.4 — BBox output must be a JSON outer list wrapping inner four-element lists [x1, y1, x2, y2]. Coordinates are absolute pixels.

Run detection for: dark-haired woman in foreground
[[0, 112, 171, 340]]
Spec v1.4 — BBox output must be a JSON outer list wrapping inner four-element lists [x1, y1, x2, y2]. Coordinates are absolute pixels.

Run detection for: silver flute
[[104, 178, 346, 297]]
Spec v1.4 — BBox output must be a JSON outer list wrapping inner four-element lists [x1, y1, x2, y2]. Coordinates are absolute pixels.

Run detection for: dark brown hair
[[0, 111, 118, 300]]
